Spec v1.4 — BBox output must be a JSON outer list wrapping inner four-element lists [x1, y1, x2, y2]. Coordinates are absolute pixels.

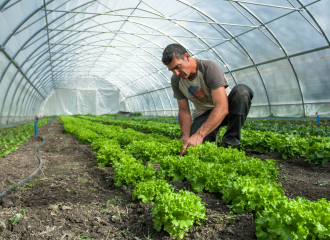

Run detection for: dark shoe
[[220, 142, 238, 149]]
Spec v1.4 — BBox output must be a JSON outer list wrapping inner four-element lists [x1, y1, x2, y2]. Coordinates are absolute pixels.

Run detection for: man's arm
[[180, 86, 228, 155], [177, 98, 192, 142]]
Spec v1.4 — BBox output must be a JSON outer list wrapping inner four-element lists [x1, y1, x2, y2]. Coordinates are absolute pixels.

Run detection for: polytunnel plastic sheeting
[[0, 0, 330, 124], [41, 88, 125, 116], [291, 49, 330, 104]]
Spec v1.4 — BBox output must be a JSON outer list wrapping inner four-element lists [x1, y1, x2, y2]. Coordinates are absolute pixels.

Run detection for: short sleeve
[[171, 75, 186, 100], [202, 60, 228, 91]]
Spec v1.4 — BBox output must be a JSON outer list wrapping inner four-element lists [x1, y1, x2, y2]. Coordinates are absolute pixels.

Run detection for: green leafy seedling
[[66, 189, 76, 194], [9, 213, 22, 225], [101, 209, 108, 213]]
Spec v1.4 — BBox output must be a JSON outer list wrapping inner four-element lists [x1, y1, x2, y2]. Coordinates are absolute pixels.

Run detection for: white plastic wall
[[40, 88, 127, 116]]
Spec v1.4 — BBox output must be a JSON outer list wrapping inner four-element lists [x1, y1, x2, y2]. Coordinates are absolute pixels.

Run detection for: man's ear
[[184, 52, 190, 62]]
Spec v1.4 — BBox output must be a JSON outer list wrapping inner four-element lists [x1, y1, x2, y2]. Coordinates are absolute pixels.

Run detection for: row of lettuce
[[82, 116, 330, 164], [0, 119, 48, 158], [96, 115, 330, 137], [62, 116, 329, 239]]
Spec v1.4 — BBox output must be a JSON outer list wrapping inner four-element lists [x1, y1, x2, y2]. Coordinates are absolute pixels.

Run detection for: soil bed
[[0, 118, 329, 239], [245, 151, 330, 201]]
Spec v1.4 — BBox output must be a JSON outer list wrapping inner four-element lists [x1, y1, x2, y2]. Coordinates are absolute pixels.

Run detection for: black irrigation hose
[[0, 135, 47, 202]]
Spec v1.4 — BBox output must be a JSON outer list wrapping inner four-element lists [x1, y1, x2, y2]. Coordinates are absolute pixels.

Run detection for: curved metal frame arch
[[23, 7, 210, 113], [173, 0, 272, 115], [27, 31, 163, 92], [2, 0, 98, 121], [2, 3, 189, 117], [41, 33, 171, 113], [120, 0, 244, 113], [231, 0, 325, 116]]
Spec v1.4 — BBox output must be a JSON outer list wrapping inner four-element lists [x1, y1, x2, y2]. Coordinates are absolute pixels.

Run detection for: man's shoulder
[[171, 74, 181, 88], [196, 59, 220, 70], [171, 74, 180, 81]]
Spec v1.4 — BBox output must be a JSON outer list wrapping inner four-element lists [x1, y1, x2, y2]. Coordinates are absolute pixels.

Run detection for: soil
[[0, 118, 329, 240], [245, 151, 330, 201]]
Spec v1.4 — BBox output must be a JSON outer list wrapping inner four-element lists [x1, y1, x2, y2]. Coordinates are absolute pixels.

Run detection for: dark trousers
[[190, 84, 254, 146]]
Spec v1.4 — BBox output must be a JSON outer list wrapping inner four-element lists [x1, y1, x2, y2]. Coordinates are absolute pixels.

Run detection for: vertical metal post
[[316, 112, 320, 126], [34, 121, 38, 135]]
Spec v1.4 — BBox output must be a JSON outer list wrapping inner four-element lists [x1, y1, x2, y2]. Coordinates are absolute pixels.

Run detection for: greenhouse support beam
[[1, 0, 22, 12], [44, 10, 259, 28], [227, 45, 330, 73], [193, 0, 321, 61], [175, 0, 264, 95], [50, 43, 160, 48], [176, 0, 271, 115], [0, 48, 44, 99], [296, 0, 330, 45], [45, 45, 156, 96], [86, 1, 142, 76], [3, 0, 96, 80], [14, 0, 71, 36], [24, 94, 42, 122], [0, 0, 11, 11], [20, 88, 38, 122], [1, 0, 54, 47], [23, 5, 220, 98], [47, 29, 230, 41], [49, 51, 151, 57], [1, 0, 86, 124], [126, 86, 172, 98], [225, 1, 330, 117], [43, 0, 55, 90], [226, 0, 304, 11], [5, 72, 44, 124], [216, 1, 313, 117], [138, 0, 232, 113], [124, 45, 330, 100]]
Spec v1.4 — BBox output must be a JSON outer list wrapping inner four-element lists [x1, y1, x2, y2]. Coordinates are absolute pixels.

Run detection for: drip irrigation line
[[0, 132, 51, 202]]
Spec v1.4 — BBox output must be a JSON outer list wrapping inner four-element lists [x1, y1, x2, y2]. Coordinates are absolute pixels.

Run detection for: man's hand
[[180, 133, 204, 155], [180, 135, 189, 142]]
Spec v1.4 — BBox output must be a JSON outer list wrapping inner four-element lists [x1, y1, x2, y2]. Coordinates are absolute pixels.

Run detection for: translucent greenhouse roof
[[0, 0, 330, 123]]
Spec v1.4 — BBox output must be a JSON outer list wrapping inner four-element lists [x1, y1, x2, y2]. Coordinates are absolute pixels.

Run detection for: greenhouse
[[0, 0, 330, 239]]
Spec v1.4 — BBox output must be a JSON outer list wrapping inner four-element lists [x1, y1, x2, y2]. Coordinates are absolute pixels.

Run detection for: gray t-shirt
[[171, 59, 231, 118]]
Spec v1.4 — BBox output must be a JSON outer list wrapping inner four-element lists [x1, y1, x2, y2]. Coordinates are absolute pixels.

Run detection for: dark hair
[[162, 44, 187, 65]]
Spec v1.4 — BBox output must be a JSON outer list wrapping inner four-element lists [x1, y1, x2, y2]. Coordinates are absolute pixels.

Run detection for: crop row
[[243, 120, 330, 137], [95, 115, 330, 137], [0, 119, 48, 158], [81, 116, 330, 164], [63, 116, 329, 239]]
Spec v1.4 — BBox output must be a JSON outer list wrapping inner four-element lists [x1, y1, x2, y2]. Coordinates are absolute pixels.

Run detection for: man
[[162, 44, 254, 155]]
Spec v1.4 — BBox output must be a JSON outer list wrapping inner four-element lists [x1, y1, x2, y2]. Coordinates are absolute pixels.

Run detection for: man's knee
[[234, 84, 253, 99]]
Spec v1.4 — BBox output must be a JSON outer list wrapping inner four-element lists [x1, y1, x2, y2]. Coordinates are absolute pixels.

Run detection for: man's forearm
[[197, 106, 228, 139], [178, 111, 192, 138]]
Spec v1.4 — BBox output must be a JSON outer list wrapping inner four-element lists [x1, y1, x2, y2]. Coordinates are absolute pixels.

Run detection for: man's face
[[166, 53, 191, 79]]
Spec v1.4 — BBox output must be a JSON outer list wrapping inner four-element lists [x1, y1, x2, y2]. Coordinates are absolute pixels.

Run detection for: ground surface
[[0, 118, 329, 240]]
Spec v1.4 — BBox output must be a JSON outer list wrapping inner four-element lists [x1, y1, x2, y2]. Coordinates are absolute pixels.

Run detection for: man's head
[[162, 44, 196, 79], [162, 44, 187, 65]]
